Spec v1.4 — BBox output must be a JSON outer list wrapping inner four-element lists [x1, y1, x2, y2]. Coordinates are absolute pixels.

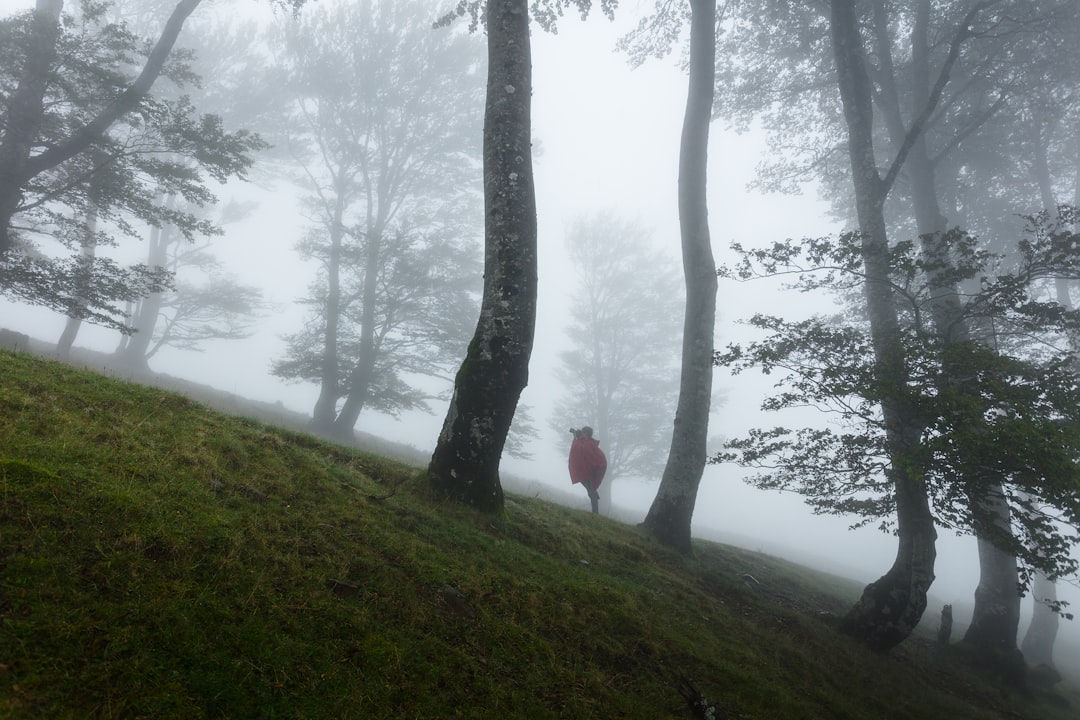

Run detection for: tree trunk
[[427, 0, 536, 513], [311, 195, 347, 432], [0, 0, 63, 258], [829, 0, 937, 651], [1021, 571, 1059, 669], [962, 492, 1021, 654], [57, 203, 99, 359], [332, 231, 382, 438], [641, 0, 717, 554], [594, 339, 612, 516], [115, 216, 172, 373], [1010, 124, 1075, 671]]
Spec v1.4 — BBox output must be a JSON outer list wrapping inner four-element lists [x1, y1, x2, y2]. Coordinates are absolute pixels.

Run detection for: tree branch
[[25, 0, 203, 177], [881, 1, 994, 194]]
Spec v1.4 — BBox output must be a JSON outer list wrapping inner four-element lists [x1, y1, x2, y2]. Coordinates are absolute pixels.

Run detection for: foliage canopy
[[716, 213, 1080, 589]]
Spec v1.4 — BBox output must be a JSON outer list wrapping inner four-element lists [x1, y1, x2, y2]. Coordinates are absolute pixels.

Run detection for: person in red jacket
[[568, 426, 607, 514]]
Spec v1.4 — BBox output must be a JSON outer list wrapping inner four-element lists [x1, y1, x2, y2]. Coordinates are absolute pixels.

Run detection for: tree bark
[[829, 0, 937, 652], [642, 0, 717, 554], [427, 0, 536, 512]]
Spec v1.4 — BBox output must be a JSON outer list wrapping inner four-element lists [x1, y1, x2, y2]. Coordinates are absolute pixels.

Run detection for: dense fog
[[2, 0, 1078, 658]]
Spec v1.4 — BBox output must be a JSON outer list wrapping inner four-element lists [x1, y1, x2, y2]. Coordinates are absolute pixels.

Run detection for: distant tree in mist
[[266, 0, 485, 440], [0, 0, 268, 330], [550, 212, 682, 516], [112, 200, 268, 371]]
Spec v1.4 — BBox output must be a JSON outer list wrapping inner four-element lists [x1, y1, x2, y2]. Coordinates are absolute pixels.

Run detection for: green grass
[[0, 349, 1076, 719]]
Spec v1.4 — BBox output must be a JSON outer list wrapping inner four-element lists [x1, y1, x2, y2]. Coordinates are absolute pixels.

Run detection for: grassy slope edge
[[0, 350, 1076, 719]]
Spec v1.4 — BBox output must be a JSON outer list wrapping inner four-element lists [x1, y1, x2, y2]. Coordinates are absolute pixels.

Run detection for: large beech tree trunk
[[829, 0, 937, 651], [427, 0, 536, 512], [642, 0, 717, 554]]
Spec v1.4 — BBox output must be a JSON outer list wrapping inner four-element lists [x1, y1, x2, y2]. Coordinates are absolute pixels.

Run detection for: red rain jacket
[[568, 437, 607, 488]]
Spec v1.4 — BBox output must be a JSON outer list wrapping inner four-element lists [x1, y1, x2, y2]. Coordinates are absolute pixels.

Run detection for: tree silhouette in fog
[[267, 0, 485, 439], [551, 212, 682, 516]]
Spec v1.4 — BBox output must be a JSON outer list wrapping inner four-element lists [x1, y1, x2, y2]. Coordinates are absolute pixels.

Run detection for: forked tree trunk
[[427, 0, 536, 512], [830, 0, 937, 651], [642, 0, 717, 554]]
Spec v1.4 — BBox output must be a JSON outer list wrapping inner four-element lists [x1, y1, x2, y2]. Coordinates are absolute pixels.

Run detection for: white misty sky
[[2, 0, 1077, 630]]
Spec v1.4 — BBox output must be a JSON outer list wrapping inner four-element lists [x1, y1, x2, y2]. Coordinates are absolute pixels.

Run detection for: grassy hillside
[[1, 350, 1076, 719]]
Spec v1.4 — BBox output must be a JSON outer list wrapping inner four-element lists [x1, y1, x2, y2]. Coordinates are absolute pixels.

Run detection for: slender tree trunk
[[0, 0, 63, 258], [830, 0, 937, 651], [642, 0, 717, 554], [594, 335, 613, 516], [1012, 122, 1077, 670], [1021, 571, 1060, 668], [115, 213, 173, 373], [427, 0, 536, 512], [333, 231, 382, 437], [311, 195, 347, 432], [57, 203, 98, 359], [114, 301, 134, 354]]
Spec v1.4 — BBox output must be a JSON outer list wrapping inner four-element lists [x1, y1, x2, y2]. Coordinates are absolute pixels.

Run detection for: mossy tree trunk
[[427, 0, 536, 512], [830, 0, 937, 651], [642, 0, 717, 554]]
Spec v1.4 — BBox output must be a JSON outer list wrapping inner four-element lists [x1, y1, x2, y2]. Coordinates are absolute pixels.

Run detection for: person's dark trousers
[[585, 479, 599, 514]]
